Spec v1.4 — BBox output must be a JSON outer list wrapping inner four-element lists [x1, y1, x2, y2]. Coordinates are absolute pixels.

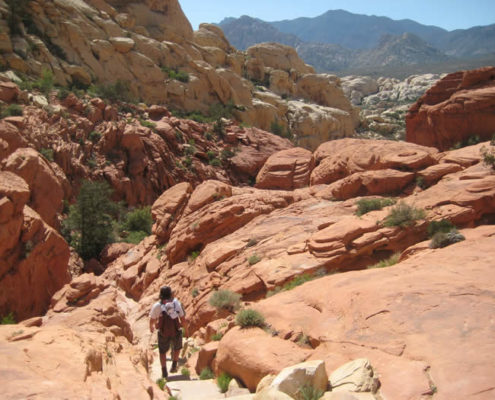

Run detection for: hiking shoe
[[170, 361, 178, 373], [162, 367, 168, 378]]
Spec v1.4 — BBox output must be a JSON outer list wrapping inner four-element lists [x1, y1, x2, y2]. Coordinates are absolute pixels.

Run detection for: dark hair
[[160, 286, 172, 300]]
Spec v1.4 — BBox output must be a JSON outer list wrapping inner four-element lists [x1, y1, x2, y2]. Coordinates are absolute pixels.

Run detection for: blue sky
[[179, 0, 495, 31]]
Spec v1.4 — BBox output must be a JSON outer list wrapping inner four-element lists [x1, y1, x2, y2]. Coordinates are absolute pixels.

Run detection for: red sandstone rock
[[1, 148, 66, 228], [311, 138, 437, 185], [256, 147, 313, 190], [100, 242, 135, 266], [0, 120, 28, 160], [216, 327, 312, 392], [0, 81, 20, 102], [195, 341, 219, 374], [407, 67, 495, 151]]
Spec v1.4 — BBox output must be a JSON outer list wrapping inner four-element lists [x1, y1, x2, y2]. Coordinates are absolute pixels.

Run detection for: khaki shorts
[[158, 330, 183, 354]]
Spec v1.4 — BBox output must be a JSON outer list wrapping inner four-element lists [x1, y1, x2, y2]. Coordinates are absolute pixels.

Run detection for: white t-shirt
[[150, 298, 185, 320]]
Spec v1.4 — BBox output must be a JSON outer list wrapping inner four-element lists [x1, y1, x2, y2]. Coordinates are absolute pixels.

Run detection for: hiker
[[149, 286, 186, 378]]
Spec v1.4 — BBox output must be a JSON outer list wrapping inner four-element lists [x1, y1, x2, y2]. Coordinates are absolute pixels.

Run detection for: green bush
[[481, 145, 495, 170], [156, 378, 166, 390], [217, 372, 232, 393], [121, 207, 152, 235], [429, 230, 465, 249], [162, 66, 190, 83], [90, 80, 134, 103], [209, 290, 241, 312], [246, 238, 258, 247], [355, 198, 395, 216], [427, 219, 455, 238], [213, 118, 225, 138], [235, 308, 265, 328], [368, 253, 400, 269], [89, 131, 102, 143], [266, 272, 323, 297], [39, 148, 54, 161], [189, 250, 200, 261], [181, 367, 190, 377], [1, 104, 23, 118], [62, 180, 119, 260], [183, 156, 193, 168], [211, 332, 223, 341], [221, 148, 235, 159], [191, 288, 199, 298], [296, 384, 324, 400], [124, 231, 148, 244], [383, 202, 425, 228], [139, 119, 156, 131], [199, 367, 215, 380], [1, 312, 16, 325], [247, 254, 261, 265], [33, 68, 54, 96]]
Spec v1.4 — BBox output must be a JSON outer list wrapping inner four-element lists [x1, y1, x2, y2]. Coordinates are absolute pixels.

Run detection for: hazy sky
[[179, 0, 495, 31]]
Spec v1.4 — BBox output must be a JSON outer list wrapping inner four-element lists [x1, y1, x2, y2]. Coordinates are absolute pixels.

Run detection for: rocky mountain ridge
[[219, 12, 495, 74]]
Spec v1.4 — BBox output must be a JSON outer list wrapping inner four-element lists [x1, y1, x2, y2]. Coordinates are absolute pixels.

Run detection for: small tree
[[63, 180, 119, 260]]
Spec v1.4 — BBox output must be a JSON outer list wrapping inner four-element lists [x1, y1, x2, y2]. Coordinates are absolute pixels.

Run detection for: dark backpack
[[158, 301, 180, 338]]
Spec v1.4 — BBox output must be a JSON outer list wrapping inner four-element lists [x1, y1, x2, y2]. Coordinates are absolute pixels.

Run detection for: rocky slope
[[0, 0, 357, 149]]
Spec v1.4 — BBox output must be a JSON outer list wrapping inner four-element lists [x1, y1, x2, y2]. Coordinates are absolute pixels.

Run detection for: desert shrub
[[199, 367, 215, 380], [191, 288, 199, 297], [209, 158, 222, 167], [368, 253, 400, 269], [162, 66, 190, 83], [427, 219, 456, 238], [221, 148, 235, 159], [181, 367, 190, 377], [89, 131, 101, 143], [32, 68, 54, 95], [206, 150, 217, 160], [119, 207, 152, 244], [217, 372, 232, 393], [90, 80, 134, 103], [429, 230, 465, 249], [39, 148, 54, 161], [246, 238, 258, 247], [139, 119, 156, 131], [209, 290, 241, 312], [266, 271, 324, 297], [184, 144, 196, 156], [355, 197, 395, 216], [382, 202, 425, 228], [270, 120, 284, 136], [247, 253, 261, 265], [296, 384, 324, 400], [189, 250, 200, 261], [415, 176, 427, 189], [1, 312, 16, 325], [124, 230, 148, 244], [156, 378, 166, 390], [213, 118, 225, 138], [1, 104, 23, 118], [183, 156, 193, 168], [211, 332, 223, 341], [481, 145, 495, 170], [235, 308, 265, 328]]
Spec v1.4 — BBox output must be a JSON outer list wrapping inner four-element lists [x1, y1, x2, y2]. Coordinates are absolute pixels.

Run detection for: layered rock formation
[[407, 67, 495, 150], [0, 0, 357, 148]]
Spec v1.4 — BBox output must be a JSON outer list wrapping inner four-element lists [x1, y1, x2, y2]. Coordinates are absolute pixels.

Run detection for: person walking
[[149, 286, 186, 378]]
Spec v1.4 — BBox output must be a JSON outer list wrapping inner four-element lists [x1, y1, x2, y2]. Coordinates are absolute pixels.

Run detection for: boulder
[[195, 341, 219, 374], [216, 327, 312, 392], [246, 43, 314, 76], [269, 360, 329, 398], [329, 359, 379, 393], [256, 148, 313, 190], [321, 392, 378, 400], [0, 81, 20, 102], [407, 67, 495, 151]]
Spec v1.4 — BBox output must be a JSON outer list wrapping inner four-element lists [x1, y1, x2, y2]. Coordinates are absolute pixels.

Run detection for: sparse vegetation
[[267, 272, 323, 297], [221, 148, 235, 159], [191, 288, 199, 298], [180, 367, 190, 378], [1, 104, 23, 118], [39, 148, 54, 161], [355, 197, 396, 216], [481, 145, 495, 170], [382, 202, 425, 228], [235, 308, 265, 328], [213, 118, 225, 138], [429, 229, 465, 249], [161, 66, 190, 83], [209, 158, 222, 167], [156, 377, 166, 391], [90, 80, 134, 103], [189, 250, 200, 261], [368, 253, 400, 269], [246, 238, 258, 247], [270, 120, 292, 139], [139, 119, 156, 131], [211, 332, 223, 341], [427, 219, 456, 237], [296, 384, 324, 400], [119, 206, 152, 244], [247, 253, 261, 265], [199, 367, 215, 380], [1, 312, 16, 325], [89, 131, 102, 143], [217, 372, 232, 393], [209, 290, 241, 312]]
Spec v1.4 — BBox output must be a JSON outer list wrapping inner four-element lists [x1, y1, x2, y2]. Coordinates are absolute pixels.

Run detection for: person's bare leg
[[171, 349, 180, 372]]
